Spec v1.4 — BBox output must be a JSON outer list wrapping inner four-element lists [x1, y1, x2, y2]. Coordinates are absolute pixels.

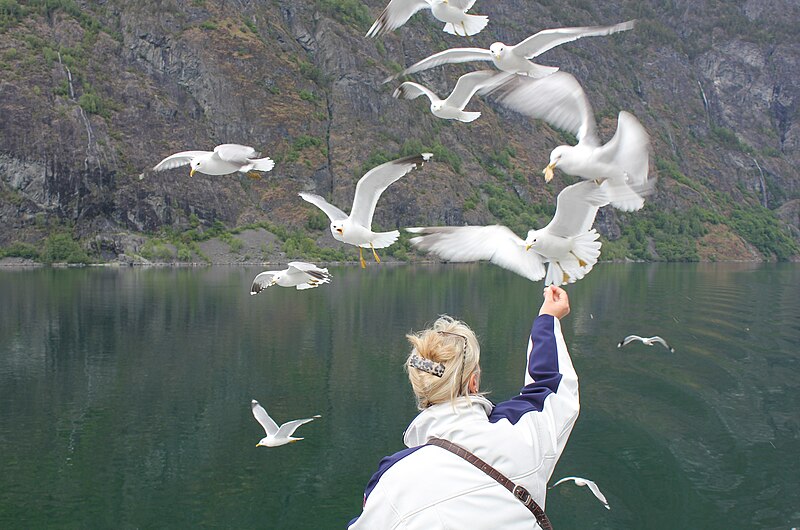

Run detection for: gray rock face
[[0, 0, 798, 260]]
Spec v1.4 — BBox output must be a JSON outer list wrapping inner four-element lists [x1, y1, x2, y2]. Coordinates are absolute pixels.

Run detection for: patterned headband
[[408, 354, 445, 378]]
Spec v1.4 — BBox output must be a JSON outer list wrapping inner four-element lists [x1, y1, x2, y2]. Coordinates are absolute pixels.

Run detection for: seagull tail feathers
[[570, 229, 602, 269], [249, 157, 275, 172], [366, 230, 400, 249], [442, 14, 488, 37], [458, 111, 482, 123]]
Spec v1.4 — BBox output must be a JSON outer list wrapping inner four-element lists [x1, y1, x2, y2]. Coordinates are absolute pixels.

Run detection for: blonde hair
[[405, 315, 481, 410]]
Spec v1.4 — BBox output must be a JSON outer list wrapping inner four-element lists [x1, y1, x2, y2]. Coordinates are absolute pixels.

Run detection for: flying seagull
[[492, 71, 653, 211], [250, 262, 331, 295], [299, 153, 432, 268], [366, 0, 488, 39], [384, 21, 634, 82], [153, 144, 274, 178], [408, 179, 615, 285], [617, 335, 675, 352], [393, 70, 508, 123], [251, 400, 321, 447], [549, 476, 611, 510]]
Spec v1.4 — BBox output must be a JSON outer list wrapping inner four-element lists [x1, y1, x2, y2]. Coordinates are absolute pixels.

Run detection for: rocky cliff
[[0, 0, 798, 264]]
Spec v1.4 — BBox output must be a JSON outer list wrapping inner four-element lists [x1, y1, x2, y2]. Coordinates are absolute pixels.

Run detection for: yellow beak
[[543, 162, 556, 183], [525, 244, 533, 251], [336, 228, 343, 235], [190, 168, 196, 177]]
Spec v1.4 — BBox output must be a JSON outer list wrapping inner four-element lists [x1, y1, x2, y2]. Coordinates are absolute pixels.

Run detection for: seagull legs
[[370, 243, 381, 264], [246, 171, 262, 180], [359, 247, 367, 269], [569, 251, 588, 267]]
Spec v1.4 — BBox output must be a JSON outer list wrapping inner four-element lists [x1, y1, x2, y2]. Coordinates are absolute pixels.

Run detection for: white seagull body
[[617, 335, 675, 352], [250, 262, 331, 295], [299, 153, 432, 268], [393, 70, 506, 123], [408, 179, 615, 285], [550, 476, 611, 510], [251, 400, 320, 447], [153, 144, 275, 177], [494, 71, 653, 211], [384, 21, 634, 82], [366, 0, 488, 39]]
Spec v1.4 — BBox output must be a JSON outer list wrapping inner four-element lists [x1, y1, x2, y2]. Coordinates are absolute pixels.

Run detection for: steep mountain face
[[0, 0, 798, 263]]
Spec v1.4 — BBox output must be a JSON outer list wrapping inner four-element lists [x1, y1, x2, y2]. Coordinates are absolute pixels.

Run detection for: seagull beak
[[190, 168, 196, 177], [335, 228, 343, 235], [256, 443, 261, 447], [543, 162, 556, 183], [525, 244, 533, 251]]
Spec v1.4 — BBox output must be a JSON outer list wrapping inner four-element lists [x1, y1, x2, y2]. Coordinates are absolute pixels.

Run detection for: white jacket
[[348, 314, 580, 529]]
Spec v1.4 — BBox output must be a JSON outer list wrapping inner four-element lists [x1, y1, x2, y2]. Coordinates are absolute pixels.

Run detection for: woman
[[348, 285, 577, 529]]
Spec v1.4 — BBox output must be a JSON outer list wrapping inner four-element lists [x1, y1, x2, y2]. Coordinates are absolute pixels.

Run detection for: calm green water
[[0, 263, 797, 529]]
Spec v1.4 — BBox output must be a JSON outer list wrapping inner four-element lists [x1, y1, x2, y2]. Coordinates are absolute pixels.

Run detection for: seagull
[[549, 476, 611, 510], [492, 71, 653, 211], [153, 144, 274, 178], [408, 179, 614, 285], [393, 70, 508, 123], [383, 21, 634, 82], [299, 153, 432, 268], [617, 335, 675, 352], [250, 262, 331, 295], [366, 0, 488, 39], [251, 400, 320, 447]]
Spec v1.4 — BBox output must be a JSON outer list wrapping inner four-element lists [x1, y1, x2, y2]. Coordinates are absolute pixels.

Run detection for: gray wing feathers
[[276, 417, 318, 439], [152, 151, 210, 171], [214, 144, 258, 163], [545, 181, 610, 238], [350, 153, 432, 228], [251, 400, 280, 435], [384, 48, 493, 83], [493, 72, 598, 144], [514, 21, 636, 59], [446, 70, 507, 109], [298, 192, 348, 222], [393, 82, 438, 103], [366, 0, 430, 38], [408, 225, 546, 281]]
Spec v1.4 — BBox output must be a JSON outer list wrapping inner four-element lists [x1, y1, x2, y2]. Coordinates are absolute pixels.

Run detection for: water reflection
[[0, 263, 797, 528]]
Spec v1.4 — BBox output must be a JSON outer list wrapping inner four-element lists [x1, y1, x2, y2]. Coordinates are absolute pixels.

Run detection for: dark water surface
[[0, 263, 797, 529]]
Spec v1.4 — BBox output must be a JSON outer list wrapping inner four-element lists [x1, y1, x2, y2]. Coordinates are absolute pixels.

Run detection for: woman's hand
[[539, 285, 570, 320]]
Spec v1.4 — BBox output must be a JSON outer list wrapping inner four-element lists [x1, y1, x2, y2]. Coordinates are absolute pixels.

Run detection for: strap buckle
[[512, 484, 533, 507]]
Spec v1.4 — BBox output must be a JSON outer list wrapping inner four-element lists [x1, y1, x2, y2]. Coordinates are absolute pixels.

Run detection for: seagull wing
[[298, 192, 348, 222], [585, 479, 611, 509], [544, 180, 609, 238], [493, 71, 598, 145], [251, 400, 279, 436], [350, 153, 432, 228], [649, 336, 673, 351], [550, 476, 578, 488], [213, 144, 259, 163], [384, 48, 492, 83], [366, 0, 430, 38], [594, 111, 651, 187], [407, 225, 546, 282], [620, 335, 644, 346], [512, 21, 635, 59], [445, 70, 507, 110], [276, 416, 318, 439], [152, 151, 211, 171], [250, 270, 280, 295], [393, 82, 438, 103], [287, 261, 331, 282]]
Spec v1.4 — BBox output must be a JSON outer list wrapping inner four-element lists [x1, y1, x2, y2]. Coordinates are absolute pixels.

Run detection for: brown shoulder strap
[[427, 437, 553, 530]]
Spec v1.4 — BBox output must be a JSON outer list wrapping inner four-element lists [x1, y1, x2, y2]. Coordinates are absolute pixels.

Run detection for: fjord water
[[0, 263, 797, 529]]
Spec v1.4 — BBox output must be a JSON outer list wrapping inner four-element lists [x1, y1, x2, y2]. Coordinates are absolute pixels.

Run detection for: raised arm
[[489, 286, 579, 455]]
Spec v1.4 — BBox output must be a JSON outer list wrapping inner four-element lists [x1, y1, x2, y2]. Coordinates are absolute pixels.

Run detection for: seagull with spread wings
[[152, 143, 274, 178], [250, 262, 331, 295], [492, 71, 653, 211], [408, 179, 615, 285], [251, 400, 320, 447], [393, 70, 507, 123], [384, 21, 634, 82], [617, 335, 675, 352], [299, 153, 432, 268], [366, 0, 488, 39], [549, 476, 611, 510]]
